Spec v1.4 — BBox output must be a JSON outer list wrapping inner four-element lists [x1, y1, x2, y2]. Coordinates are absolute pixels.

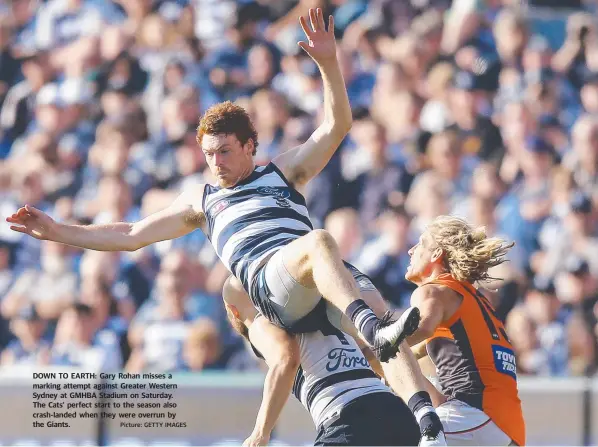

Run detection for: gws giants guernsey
[[202, 163, 313, 291], [291, 322, 392, 428]]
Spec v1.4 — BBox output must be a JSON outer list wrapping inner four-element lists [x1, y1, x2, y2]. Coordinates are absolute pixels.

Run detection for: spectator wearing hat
[[0, 305, 51, 366], [555, 255, 598, 374], [447, 70, 505, 164], [540, 192, 598, 279], [523, 277, 569, 375]]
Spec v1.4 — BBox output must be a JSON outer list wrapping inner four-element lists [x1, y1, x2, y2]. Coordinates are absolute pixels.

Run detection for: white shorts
[[437, 400, 513, 446], [262, 250, 375, 335]]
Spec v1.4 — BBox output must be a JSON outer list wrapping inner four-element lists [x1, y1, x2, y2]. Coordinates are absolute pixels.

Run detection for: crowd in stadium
[[0, 0, 597, 377]]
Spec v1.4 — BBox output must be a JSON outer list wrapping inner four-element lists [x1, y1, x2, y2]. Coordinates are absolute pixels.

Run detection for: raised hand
[[6, 205, 56, 240], [298, 8, 337, 65]]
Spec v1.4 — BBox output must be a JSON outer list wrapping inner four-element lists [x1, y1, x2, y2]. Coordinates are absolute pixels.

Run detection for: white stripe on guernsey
[[309, 379, 391, 427], [223, 231, 302, 272], [205, 170, 286, 206], [220, 220, 311, 264], [210, 196, 310, 243]]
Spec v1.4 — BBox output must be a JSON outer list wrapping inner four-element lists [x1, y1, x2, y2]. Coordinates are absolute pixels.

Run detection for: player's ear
[[244, 138, 255, 157], [431, 247, 444, 263]]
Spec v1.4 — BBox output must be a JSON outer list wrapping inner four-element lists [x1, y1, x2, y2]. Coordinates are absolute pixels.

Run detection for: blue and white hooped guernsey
[[291, 322, 392, 429], [202, 162, 313, 292]]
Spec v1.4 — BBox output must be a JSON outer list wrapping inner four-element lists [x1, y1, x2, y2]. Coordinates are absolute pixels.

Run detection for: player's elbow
[[416, 319, 438, 341], [332, 119, 352, 139], [280, 351, 300, 372], [126, 223, 147, 252], [272, 347, 300, 373]]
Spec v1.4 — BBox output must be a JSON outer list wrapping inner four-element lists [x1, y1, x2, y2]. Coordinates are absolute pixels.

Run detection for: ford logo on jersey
[[256, 186, 290, 199], [492, 345, 517, 379], [326, 348, 370, 372]]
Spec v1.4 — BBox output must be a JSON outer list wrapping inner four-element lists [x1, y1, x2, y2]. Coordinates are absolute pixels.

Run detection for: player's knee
[[307, 229, 338, 253], [223, 274, 246, 300]]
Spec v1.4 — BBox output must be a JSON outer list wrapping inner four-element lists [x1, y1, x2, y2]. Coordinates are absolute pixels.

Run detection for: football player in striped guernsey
[[224, 270, 447, 446], [8, 7, 418, 363], [223, 274, 422, 447]]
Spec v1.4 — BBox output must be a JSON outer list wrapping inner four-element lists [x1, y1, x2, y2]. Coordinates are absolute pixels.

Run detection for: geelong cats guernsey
[[202, 163, 313, 292], [291, 322, 391, 428]]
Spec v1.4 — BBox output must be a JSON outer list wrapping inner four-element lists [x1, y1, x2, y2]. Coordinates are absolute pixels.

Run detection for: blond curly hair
[[426, 215, 514, 283]]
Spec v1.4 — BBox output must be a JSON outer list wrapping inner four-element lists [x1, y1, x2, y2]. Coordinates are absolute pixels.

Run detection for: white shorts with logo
[[437, 400, 514, 446], [262, 249, 375, 335]]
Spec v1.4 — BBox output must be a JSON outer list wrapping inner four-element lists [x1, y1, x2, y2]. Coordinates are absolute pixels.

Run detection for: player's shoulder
[[175, 182, 206, 208], [412, 282, 460, 306]]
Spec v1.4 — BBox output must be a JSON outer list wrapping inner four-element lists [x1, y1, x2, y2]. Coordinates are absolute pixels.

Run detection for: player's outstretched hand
[[243, 430, 270, 447], [5, 205, 56, 240], [298, 8, 336, 65]]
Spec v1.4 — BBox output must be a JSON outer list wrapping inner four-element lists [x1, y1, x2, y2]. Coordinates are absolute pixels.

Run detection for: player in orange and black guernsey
[[402, 215, 525, 446]]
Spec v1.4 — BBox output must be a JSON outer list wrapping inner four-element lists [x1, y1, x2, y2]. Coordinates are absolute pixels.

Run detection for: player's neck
[[421, 266, 449, 285], [224, 163, 257, 188]]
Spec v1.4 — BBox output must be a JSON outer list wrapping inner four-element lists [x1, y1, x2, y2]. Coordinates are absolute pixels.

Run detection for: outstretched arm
[[244, 316, 300, 447], [272, 8, 351, 188], [406, 286, 448, 347], [6, 185, 205, 251]]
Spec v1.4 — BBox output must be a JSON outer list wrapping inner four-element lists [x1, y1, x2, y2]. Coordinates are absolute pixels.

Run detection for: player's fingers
[[309, 8, 318, 32], [317, 8, 326, 31], [25, 204, 42, 216], [5, 215, 21, 224], [299, 16, 312, 38], [298, 41, 312, 55], [9, 225, 29, 235], [328, 15, 335, 35]]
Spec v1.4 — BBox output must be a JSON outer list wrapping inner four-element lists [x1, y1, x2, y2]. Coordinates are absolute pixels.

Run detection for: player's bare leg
[[277, 229, 420, 360], [359, 290, 447, 446]]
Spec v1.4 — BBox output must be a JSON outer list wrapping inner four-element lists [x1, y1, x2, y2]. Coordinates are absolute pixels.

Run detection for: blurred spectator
[[523, 278, 569, 376], [1, 0, 598, 377], [447, 71, 504, 164], [358, 206, 416, 308], [2, 240, 77, 320], [51, 302, 122, 371], [324, 208, 364, 265], [182, 317, 258, 371], [0, 305, 50, 366], [125, 250, 225, 372], [345, 112, 413, 226], [563, 115, 598, 199]]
